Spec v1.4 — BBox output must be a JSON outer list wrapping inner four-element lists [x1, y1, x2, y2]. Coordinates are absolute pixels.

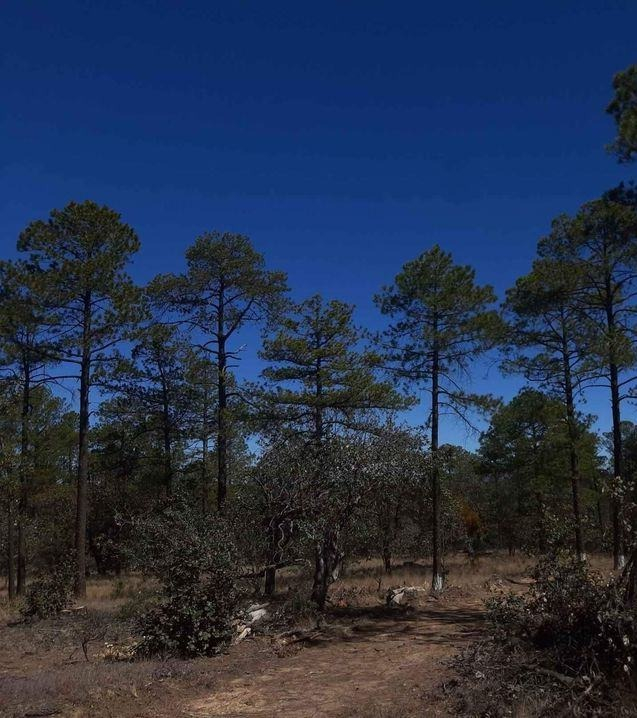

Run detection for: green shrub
[[21, 561, 74, 619], [130, 500, 238, 658]]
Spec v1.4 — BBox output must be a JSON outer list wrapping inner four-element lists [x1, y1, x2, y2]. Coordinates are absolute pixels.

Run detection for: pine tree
[[18, 201, 142, 597], [375, 245, 501, 590], [504, 217, 597, 560], [260, 294, 405, 605], [150, 231, 287, 514], [109, 323, 190, 495], [569, 198, 637, 568]]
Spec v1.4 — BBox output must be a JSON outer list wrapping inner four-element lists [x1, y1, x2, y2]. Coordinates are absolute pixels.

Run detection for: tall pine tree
[[18, 201, 142, 597], [375, 245, 500, 590]]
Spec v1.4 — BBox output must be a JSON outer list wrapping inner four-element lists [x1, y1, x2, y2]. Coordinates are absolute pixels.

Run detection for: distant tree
[[247, 436, 317, 596], [478, 389, 600, 554], [354, 422, 426, 573], [260, 295, 405, 606], [110, 323, 190, 494], [607, 63, 637, 163], [0, 259, 56, 593], [18, 200, 142, 597], [150, 232, 287, 514], [0, 380, 20, 598], [375, 245, 501, 590], [183, 349, 219, 512]]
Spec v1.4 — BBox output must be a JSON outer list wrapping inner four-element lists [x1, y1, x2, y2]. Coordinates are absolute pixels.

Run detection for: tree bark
[[431, 340, 443, 592], [201, 383, 209, 514], [602, 255, 625, 570], [217, 290, 228, 514], [264, 521, 281, 596], [562, 341, 584, 560], [74, 291, 91, 598], [17, 361, 30, 595], [310, 530, 343, 610], [158, 364, 172, 495], [7, 498, 15, 600], [382, 546, 392, 574], [610, 360, 624, 568]]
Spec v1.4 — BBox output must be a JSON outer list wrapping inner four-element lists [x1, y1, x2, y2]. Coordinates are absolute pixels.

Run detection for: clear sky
[[1, 1, 636, 447]]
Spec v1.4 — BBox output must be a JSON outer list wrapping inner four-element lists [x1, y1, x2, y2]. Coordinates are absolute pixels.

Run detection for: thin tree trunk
[[610, 360, 624, 568], [310, 530, 342, 610], [201, 381, 209, 513], [74, 291, 91, 598], [431, 340, 443, 592], [310, 345, 332, 607], [536, 491, 547, 553], [217, 291, 228, 514], [201, 434, 208, 514], [562, 343, 584, 560], [382, 546, 392, 574], [7, 499, 15, 600], [264, 525, 281, 597], [161, 378, 172, 494], [17, 362, 30, 595], [602, 256, 625, 570]]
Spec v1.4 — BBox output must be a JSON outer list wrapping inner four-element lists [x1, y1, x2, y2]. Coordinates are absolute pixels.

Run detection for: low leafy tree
[[21, 559, 74, 620], [260, 294, 405, 606]]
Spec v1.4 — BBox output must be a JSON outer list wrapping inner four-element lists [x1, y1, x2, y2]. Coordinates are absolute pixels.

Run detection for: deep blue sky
[[2, 1, 636, 446]]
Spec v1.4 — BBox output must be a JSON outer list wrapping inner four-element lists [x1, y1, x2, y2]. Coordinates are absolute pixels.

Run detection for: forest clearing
[[1, 553, 537, 718], [3, 4, 637, 717]]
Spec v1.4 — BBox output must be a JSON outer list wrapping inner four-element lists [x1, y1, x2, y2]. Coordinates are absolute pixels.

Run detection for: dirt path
[[180, 596, 484, 718]]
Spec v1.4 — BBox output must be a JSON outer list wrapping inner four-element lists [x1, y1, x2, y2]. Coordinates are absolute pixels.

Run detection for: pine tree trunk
[[536, 491, 547, 553], [201, 384, 209, 513], [560, 326, 585, 560], [217, 295, 228, 514], [74, 292, 91, 598], [17, 364, 30, 595], [610, 360, 624, 569], [603, 261, 625, 570], [160, 372, 172, 494], [431, 341, 443, 592], [7, 499, 15, 600]]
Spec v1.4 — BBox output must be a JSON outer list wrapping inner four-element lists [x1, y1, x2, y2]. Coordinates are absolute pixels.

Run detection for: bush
[[458, 551, 637, 716], [487, 552, 636, 678], [21, 560, 74, 619], [130, 500, 239, 658]]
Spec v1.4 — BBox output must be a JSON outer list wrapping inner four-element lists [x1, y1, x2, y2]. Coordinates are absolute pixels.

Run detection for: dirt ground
[[0, 555, 536, 718]]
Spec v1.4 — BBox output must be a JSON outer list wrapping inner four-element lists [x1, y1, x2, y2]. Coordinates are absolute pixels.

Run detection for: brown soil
[[0, 594, 484, 718], [184, 596, 484, 718], [4, 554, 535, 718]]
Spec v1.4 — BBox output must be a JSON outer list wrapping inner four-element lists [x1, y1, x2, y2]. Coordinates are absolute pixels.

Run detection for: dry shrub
[[21, 560, 74, 620], [452, 551, 637, 716]]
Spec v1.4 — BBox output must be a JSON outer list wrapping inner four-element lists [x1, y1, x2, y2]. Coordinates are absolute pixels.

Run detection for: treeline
[[1, 62, 636, 608]]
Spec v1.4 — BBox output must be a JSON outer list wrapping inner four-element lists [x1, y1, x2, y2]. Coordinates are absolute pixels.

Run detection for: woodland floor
[[0, 554, 554, 718]]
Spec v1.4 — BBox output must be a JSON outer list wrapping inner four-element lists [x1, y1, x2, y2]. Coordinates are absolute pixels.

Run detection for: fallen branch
[[527, 666, 575, 686], [504, 576, 535, 586], [239, 559, 307, 580]]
